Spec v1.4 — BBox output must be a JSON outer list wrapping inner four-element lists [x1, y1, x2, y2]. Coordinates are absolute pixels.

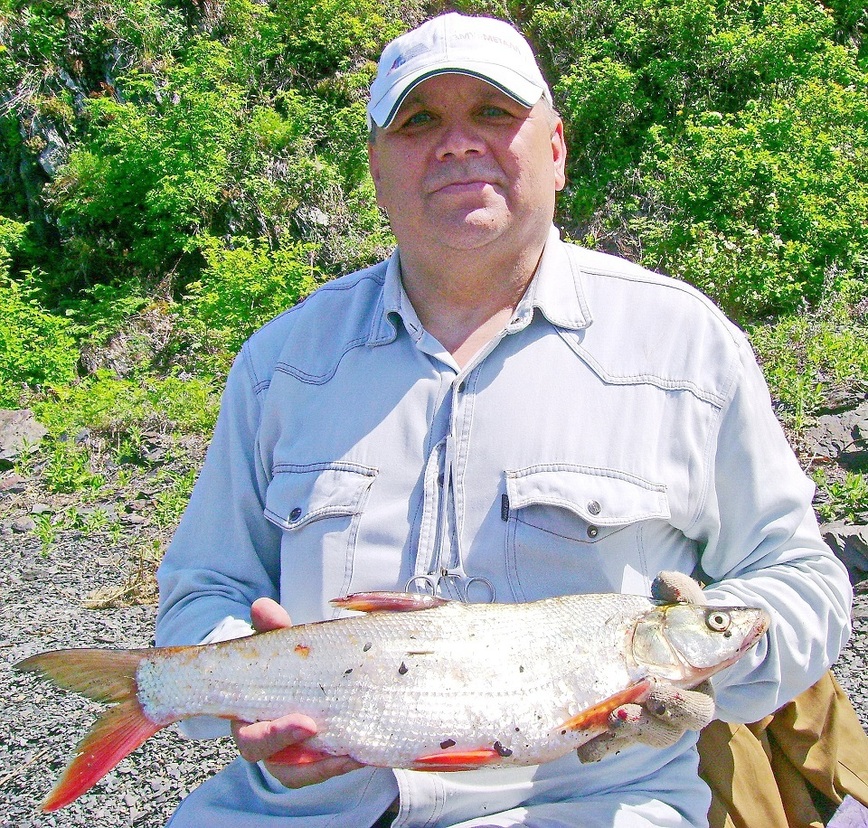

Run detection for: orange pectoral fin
[[411, 748, 502, 772], [267, 744, 334, 765], [330, 592, 448, 613], [558, 679, 653, 732]]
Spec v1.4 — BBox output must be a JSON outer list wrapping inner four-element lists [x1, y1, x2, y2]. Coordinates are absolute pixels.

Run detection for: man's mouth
[[431, 178, 498, 195]]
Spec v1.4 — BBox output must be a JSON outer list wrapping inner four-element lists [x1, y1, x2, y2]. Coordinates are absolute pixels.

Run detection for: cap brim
[[369, 65, 549, 128]]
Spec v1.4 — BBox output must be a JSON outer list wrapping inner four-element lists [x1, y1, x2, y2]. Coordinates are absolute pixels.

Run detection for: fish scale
[[15, 586, 770, 811]]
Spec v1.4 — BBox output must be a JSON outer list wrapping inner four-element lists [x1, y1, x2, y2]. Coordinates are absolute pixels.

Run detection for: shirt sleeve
[[689, 336, 853, 722], [155, 345, 282, 652]]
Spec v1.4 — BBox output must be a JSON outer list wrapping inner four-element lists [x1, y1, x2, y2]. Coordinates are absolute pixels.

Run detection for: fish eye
[[705, 609, 731, 633]]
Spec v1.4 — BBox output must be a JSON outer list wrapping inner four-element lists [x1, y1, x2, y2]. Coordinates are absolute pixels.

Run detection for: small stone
[[30, 503, 53, 515], [0, 474, 26, 493], [12, 517, 36, 533]]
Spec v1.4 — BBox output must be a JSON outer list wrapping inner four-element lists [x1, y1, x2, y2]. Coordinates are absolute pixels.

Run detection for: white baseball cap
[[368, 13, 553, 128]]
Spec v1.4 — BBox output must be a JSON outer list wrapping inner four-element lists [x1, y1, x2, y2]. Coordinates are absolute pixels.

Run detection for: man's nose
[[435, 121, 486, 160]]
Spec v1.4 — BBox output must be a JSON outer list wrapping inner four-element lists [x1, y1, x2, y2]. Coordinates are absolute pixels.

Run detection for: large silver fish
[[15, 585, 769, 811]]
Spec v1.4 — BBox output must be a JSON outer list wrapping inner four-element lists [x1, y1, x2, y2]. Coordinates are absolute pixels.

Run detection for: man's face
[[368, 73, 566, 259]]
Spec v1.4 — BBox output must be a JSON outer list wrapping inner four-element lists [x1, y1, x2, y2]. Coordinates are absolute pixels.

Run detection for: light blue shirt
[[157, 227, 852, 827]]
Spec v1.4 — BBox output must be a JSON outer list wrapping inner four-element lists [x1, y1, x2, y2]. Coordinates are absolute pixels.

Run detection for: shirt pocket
[[264, 462, 377, 620], [503, 464, 670, 602]]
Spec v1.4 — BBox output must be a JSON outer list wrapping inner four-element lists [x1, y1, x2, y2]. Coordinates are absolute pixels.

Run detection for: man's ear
[[368, 139, 381, 185], [367, 139, 385, 206], [552, 119, 567, 192]]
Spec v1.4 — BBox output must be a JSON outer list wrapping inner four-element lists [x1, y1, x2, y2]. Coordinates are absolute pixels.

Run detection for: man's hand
[[576, 572, 717, 763], [230, 598, 364, 788]]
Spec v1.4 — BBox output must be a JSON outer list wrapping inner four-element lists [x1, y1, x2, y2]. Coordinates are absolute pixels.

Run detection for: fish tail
[[15, 649, 164, 812]]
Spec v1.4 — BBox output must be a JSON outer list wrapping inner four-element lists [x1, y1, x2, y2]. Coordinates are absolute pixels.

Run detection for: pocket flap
[[505, 464, 669, 525], [265, 463, 377, 530]]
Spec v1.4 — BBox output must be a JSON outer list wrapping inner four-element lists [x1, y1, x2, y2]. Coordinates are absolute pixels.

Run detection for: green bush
[[46, 39, 244, 285], [180, 235, 317, 368], [749, 295, 868, 429], [638, 79, 868, 318], [532, 0, 868, 321], [30, 369, 221, 439], [0, 218, 78, 406]]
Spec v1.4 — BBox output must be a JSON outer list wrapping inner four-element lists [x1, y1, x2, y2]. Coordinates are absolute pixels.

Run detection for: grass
[[748, 295, 868, 432]]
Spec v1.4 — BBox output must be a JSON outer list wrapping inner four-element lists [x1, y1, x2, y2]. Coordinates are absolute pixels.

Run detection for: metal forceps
[[407, 420, 497, 604], [406, 568, 496, 604]]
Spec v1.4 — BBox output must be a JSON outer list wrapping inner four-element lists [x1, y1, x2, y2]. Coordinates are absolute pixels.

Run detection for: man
[[156, 13, 853, 827]]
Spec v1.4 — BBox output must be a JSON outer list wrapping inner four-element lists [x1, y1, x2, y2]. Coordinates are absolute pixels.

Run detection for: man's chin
[[431, 211, 510, 250]]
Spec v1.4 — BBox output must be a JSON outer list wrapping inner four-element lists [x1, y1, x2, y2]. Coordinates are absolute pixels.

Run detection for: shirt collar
[[368, 225, 592, 346], [368, 249, 407, 346], [508, 225, 592, 334]]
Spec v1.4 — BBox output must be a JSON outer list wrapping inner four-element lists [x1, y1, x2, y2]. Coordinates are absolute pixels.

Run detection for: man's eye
[[401, 111, 434, 128], [480, 106, 511, 119]]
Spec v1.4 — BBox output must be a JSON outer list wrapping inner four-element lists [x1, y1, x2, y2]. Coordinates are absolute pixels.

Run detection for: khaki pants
[[698, 672, 868, 828]]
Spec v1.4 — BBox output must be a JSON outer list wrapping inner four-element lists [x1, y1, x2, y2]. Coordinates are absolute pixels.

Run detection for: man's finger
[[251, 597, 293, 633], [651, 571, 705, 604], [263, 755, 364, 789], [644, 681, 716, 728], [231, 713, 318, 763]]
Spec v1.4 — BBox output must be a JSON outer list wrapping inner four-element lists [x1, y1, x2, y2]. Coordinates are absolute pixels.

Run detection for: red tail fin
[[15, 648, 165, 811]]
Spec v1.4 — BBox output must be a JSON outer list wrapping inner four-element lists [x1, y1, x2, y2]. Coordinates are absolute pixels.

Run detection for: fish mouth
[[738, 610, 771, 655]]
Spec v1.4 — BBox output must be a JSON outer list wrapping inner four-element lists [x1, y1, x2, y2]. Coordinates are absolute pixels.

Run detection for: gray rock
[[0, 409, 48, 464], [803, 401, 868, 470], [0, 474, 26, 493], [822, 522, 868, 583], [11, 516, 36, 533]]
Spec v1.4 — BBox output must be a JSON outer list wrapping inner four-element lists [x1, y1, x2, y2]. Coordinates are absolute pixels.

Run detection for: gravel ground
[[0, 529, 237, 827], [1, 498, 866, 827]]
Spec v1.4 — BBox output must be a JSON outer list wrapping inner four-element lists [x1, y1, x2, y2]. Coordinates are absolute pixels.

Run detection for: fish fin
[[15, 648, 166, 811], [15, 648, 145, 703], [330, 591, 448, 613], [42, 697, 162, 812], [411, 748, 502, 771], [267, 743, 335, 765], [558, 679, 653, 732]]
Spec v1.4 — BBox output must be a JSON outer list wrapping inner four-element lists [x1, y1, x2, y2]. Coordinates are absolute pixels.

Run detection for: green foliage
[[152, 466, 198, 530], [62, 281, 151, 339], [812, 469, 868, 523], [47, 38, 244, 283], [181, 235, 317, 366], [0, 218, 78, 406], [749, 296, 868, 429], [261, 0, 409, 80], [42, 439, 106, 494], [532, 0, 868, 321], [638, 79, 868, 318], [30, 370, 220, 440]]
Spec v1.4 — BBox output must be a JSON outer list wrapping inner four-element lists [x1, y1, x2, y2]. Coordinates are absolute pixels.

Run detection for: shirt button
[[457, 381, 466, 393], [587, 525, 599, 538], [437, 473, 444, 487], [289, 507, 302, 521], [587, 500, 601, 516]]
